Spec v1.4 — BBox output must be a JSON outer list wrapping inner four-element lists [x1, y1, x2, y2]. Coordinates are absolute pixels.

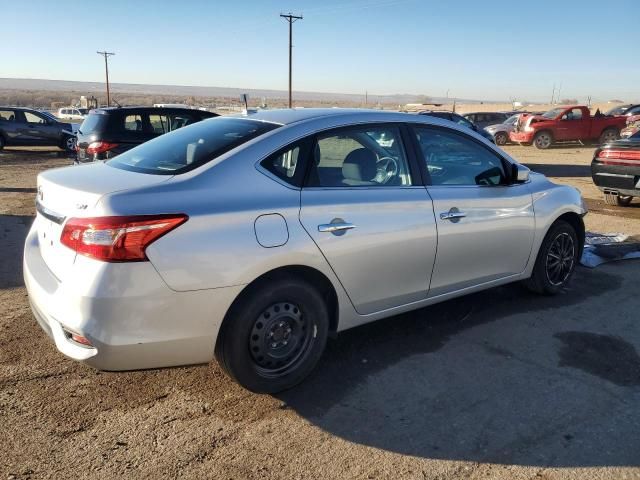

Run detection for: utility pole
[[280, 13, 303, 108], [97, 51, 115, 106], [551, 83, 555, 105]]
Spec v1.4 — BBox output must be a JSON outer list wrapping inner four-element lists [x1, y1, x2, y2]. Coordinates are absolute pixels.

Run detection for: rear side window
[[124, 114, 144, 131], [107, 117, 279, 175], [169, 113, 197, 131], [78, 113, 107, 134], [260, 139, 312, 187], [0, 110, 15, 121]]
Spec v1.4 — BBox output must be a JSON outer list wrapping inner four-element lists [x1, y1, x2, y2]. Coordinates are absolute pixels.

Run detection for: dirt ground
[[1, 145, 639, 480]]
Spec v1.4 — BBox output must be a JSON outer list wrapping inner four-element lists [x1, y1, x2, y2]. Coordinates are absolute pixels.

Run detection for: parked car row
[[417, 110, 496, 143], [0, 105, 218, 156]]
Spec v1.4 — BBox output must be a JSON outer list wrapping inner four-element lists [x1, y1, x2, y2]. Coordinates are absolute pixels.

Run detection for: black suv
[[76, 106, 218, 162], [418, 111, 495, 143], [0, 107, 77, 152]]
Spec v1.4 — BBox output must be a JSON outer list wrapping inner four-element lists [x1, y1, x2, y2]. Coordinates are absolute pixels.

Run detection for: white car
[[24, 109, 587, 393], [57, 108, 88, 120]]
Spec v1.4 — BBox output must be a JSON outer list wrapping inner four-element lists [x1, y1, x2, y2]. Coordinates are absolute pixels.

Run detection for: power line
[[96, 51, 115, 107], [280, 13, 302, 109]]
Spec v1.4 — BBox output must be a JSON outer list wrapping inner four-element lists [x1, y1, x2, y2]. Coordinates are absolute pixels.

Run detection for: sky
[[1, 0, 639, 102]]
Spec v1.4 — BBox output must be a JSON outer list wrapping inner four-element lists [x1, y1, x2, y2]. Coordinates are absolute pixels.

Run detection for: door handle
[[318, 222, 356, 233], [440, 211, 466, 221]]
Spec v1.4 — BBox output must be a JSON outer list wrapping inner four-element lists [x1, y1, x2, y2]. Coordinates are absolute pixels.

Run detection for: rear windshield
[[107, 117, 279, 175], [79, 113, 108, 134]]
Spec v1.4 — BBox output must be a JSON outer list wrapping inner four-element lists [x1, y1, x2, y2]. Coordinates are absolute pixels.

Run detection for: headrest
[[342, 148, 377, 181]]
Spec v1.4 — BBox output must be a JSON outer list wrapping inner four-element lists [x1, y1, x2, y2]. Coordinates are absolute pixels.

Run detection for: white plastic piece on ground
[[581, 232, 640, 268]]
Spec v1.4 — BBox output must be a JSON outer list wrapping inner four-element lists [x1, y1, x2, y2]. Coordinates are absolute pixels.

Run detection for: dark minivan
[[76, 106, 218, 162]]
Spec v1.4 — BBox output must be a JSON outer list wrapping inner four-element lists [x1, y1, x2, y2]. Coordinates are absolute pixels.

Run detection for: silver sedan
[[24, 109, 587, 392]]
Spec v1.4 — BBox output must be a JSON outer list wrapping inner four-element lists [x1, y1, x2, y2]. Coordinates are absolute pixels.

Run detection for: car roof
[[232, 108, 421, 126], [90, 106, 208, 115]]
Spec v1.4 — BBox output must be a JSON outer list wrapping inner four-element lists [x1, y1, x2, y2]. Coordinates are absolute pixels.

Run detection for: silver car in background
[[485, 114, 521, 145], [24, 109, 587, 393]]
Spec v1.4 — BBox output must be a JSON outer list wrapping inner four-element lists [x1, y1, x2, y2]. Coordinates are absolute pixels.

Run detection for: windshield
[[40, 111, 57, 120], [606, 105, 630, 116], [108, 117, 279, 175], [542, 108, 565, 119], [505, 114, 519, 125]]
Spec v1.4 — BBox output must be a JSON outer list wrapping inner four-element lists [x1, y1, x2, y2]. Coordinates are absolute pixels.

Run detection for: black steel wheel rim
[[545, 232, 575, 286], [249, 302, 314, 377]]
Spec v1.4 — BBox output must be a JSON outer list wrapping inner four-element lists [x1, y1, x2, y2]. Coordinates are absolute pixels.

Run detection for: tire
[[524, 220, 579, 295], [494, 131, 508, 146], [215, 275, 329, 393], [533, 131, 553, 149], [599, 128, 619, 145], [603, 192, 633, 206], [61, 135, 76, 153], [0, 136, 4, 151]]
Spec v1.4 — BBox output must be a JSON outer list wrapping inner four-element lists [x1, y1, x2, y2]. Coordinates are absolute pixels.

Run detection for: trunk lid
[[35, 163, 170, 281]]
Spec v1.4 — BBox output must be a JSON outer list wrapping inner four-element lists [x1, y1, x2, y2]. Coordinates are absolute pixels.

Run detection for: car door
[[411, 124, 535, 297], [0, 109, 20, 142], [21, 111, 60, 145], [299, 124, 438, 315], [555, 108, 588, 141]]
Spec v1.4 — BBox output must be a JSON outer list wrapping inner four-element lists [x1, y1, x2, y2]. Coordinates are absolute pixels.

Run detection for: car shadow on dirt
[[0, 214, 33, 289], [524, 163, 591, 177], [279, 263, 640, 467]]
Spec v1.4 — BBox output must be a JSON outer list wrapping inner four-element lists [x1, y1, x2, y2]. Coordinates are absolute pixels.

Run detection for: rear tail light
[[86, 141, 119, 155], [60, 214, 188, 262], [597, 149, 640, 166]]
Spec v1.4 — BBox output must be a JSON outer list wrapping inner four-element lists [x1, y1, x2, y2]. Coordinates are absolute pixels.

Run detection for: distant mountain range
[[0, 77, 496, 105]]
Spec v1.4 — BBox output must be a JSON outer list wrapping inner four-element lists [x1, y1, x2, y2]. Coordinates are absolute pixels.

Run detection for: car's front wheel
[[533, 131, 553, 149], [524, 220, 579, 295], [215, 275, 329, 393]]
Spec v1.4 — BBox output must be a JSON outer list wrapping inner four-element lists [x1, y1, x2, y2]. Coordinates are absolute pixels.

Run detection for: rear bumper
[[591, 162, 640, 196], [509, 131, 535, 143], [23, 223, 244, 371]]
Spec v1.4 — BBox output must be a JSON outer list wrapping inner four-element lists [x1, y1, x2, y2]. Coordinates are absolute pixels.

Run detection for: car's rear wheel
[[0, 135, 5, 151], [494, 131, 508, 145], [533, 131, 553, 149], [524, 220, 579, 295], [599, 128, 619, 145], [215, 275, 329, 393]]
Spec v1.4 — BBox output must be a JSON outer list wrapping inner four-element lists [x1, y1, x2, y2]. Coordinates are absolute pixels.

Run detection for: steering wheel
[[374, 156, 399, 184]]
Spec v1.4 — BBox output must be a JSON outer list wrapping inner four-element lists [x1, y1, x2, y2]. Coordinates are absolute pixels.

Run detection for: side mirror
[[512, 163, 530, 183]]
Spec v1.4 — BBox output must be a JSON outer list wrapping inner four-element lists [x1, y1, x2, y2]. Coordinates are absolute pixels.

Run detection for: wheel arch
[[218, 265, 340, 344], [552, 211, 585, 258]]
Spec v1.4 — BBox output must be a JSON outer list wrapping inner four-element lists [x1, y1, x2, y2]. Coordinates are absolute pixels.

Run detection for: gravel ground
[[1, 145, 639, 480]]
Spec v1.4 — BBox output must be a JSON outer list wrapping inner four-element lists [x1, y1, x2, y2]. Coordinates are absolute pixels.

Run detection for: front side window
[[562, 108, 583, 121], [24, 112, 47, 124], [306, 125, 412, 187], [148, 114, 169, 134], [108, 117, 278, 175], [414, 126, 507, 186], [169, 113, 197, 131]]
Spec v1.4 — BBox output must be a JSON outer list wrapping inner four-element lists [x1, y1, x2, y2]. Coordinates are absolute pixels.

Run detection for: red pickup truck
[[509, 106, 627, 149]]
